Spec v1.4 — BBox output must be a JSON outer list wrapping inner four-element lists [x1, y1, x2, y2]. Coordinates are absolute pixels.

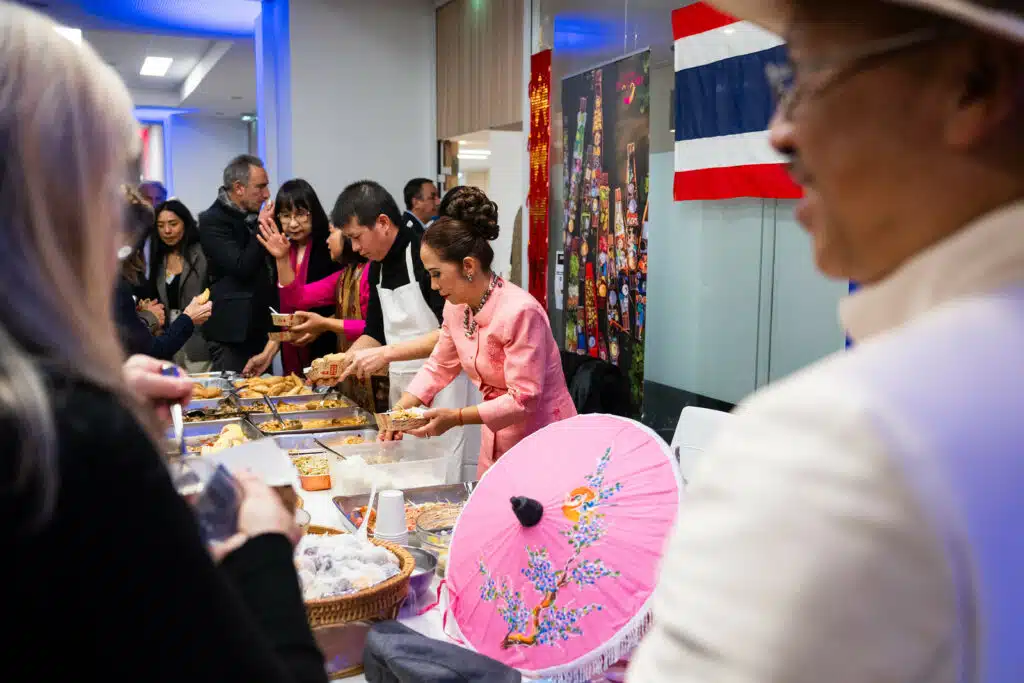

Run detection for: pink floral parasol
[[445, 414, 683, 682]]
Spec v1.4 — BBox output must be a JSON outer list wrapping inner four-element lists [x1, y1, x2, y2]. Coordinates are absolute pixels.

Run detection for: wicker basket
[[302, 525, 415, 628]]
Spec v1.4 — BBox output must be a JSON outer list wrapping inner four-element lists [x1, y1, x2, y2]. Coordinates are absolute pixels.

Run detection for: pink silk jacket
[[406, 280, 576, 477]]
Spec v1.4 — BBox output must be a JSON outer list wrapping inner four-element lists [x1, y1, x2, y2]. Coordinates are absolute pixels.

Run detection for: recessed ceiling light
[[53, 26, 82, 45], [458, 140, 468, 146], [140, 56, 173, 77]]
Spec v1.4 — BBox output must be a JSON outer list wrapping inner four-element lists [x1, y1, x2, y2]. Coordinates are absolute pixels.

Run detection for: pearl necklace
[[463, 274, 502, 338]]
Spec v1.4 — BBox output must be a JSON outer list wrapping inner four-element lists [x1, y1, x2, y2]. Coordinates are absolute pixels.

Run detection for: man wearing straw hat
[[630, 2, 1024, 682]]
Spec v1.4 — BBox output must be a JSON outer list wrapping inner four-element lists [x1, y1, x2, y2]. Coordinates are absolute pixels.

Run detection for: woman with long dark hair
[[250, 179, 340, 376], [258, 192, 377, 408], [148, 199, 211, 372], [114, 187, 212, 361]]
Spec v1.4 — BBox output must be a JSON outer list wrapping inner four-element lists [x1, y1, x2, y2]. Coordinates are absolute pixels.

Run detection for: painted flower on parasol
[[446, 414, 682, 682]]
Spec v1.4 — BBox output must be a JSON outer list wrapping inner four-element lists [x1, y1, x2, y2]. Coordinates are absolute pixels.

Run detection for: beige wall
[[436, 0, 524, 138]]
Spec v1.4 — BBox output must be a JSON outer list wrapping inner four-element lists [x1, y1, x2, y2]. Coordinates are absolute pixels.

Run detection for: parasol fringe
[[540, 608, 652, 683]]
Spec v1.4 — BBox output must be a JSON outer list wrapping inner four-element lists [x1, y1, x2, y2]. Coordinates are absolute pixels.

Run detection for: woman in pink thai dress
[[392, 187, 576, 477]]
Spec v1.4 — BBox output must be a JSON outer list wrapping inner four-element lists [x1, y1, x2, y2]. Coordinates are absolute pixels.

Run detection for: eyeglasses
[[765, 28, 947, 120], [278, 208, 311, 224]]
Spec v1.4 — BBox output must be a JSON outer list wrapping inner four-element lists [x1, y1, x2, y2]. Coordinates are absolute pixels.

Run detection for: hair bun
[[445, 187, 499, 241]]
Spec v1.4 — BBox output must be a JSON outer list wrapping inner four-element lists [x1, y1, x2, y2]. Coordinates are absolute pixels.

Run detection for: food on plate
[[192, 383, 224, 400], [295, 533, 401, 599], [260, 416, 368, 433], [234, 373, 312, 398], [349, 501, 463, 535], [188, 423, 250, 455], [196, 288, 210, 305]]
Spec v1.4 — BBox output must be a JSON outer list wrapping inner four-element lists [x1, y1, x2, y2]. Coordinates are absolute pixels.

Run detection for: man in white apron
[[629, 1, 1024, 682], [331, 180, 475, 482]]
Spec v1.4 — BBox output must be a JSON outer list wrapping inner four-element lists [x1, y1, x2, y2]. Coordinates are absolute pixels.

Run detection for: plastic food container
[[328, 439, 449, 497]]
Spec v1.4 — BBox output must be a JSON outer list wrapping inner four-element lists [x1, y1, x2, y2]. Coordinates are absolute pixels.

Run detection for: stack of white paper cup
[[372, 489, 408, 546]]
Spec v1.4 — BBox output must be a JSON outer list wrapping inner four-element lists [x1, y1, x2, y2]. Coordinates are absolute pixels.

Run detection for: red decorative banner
[[527, 49, 552, 308]]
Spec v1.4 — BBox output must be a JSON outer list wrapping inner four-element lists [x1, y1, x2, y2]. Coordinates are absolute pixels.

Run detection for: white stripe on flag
[[674, 131, 789, 172], [674, 21, 785, 72]]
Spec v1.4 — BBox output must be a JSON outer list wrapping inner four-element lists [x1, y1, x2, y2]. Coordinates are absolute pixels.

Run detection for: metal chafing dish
[[248, 406, 373, 435], [271, 429, 379, 454], [180, 417, 262, 442]]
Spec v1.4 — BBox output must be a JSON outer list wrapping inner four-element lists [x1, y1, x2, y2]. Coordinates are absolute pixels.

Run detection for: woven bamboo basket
[[302, 525, 415, 628]]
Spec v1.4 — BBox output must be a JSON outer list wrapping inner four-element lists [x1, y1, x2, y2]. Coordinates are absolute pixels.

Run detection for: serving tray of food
[[232, 373, 317, 399], [171, 419, 263, 456], [272, 430, 379, 455], [249, 407, 373, 435]]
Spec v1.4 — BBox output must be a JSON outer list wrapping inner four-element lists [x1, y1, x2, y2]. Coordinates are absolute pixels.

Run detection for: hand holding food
[[183, 296, 213, 326], [406, 408, 461, 439], [339, 346, 391, 381], [196, 288, 211, 305], [288, 311, 328, 337]]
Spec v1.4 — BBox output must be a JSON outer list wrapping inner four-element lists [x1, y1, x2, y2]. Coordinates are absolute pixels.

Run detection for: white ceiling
[[80, 29, 257, 118]]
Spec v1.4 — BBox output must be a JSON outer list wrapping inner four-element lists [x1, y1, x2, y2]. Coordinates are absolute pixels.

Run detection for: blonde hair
[[0, 3, 141, 522]]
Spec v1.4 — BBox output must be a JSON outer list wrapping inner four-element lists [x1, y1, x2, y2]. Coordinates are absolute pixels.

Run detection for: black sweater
[[115, 277, 195, 361], [0, 370, 327, 682]]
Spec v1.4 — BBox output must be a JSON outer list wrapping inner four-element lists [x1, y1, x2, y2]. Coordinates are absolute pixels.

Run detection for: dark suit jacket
[[198, 197, 278, 346]]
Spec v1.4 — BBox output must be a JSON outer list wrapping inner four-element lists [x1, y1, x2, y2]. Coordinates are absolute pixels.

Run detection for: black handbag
[[363, 621, 521, 683]]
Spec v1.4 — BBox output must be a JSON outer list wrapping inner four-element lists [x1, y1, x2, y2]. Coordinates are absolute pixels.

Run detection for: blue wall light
[[553, 15, 617, 53], [54, 0, 260, 38]]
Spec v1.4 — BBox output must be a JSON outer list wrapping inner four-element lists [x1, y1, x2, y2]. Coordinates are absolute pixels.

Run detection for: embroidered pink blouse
[[406, 280, 576, 477]]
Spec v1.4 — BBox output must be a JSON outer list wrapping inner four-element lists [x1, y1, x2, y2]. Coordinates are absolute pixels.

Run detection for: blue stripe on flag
[[675, 45, 787, 142]]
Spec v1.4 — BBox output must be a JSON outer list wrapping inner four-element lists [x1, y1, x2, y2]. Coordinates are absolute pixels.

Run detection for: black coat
[[198, 197, 278, 345], [2, 369, 327, 681]]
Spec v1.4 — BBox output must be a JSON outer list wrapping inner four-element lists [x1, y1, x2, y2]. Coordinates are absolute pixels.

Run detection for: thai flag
[[673, 3, 802, 201]]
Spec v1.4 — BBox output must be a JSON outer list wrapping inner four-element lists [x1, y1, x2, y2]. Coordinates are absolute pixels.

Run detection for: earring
[[467, 273, 474, 282]]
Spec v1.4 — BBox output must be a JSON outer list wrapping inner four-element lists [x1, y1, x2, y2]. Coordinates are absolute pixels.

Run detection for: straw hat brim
[[707, 0, 1024, 43]]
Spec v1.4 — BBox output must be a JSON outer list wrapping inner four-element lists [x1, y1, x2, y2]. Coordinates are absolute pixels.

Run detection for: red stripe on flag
[[672, 2, 738, 40], [673, 165, 803, 201]]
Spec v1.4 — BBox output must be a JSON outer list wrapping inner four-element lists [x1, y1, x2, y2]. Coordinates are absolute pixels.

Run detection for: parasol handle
[[510, 496, 544, 527]]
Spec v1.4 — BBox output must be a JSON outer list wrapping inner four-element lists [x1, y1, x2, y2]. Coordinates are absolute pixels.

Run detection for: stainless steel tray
[[333, 482, 476, 532], [248, 406, 373, 435], [240, 394, 352, 410], [271, 429, 378, 453], [165, 418, 264, 455], [190, 377, 233, 392], [177, 417, 264, 441]]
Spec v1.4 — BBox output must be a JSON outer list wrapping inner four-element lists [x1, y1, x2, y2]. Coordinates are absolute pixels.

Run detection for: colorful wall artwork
[[561, 50, 651, 410]]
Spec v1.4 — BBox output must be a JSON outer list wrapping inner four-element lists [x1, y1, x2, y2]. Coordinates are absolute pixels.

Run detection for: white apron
[[377, 245, 474, 483]]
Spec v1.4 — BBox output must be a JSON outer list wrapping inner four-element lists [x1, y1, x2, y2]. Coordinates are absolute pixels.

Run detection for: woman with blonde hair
[[0, 5, 326, 681]]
